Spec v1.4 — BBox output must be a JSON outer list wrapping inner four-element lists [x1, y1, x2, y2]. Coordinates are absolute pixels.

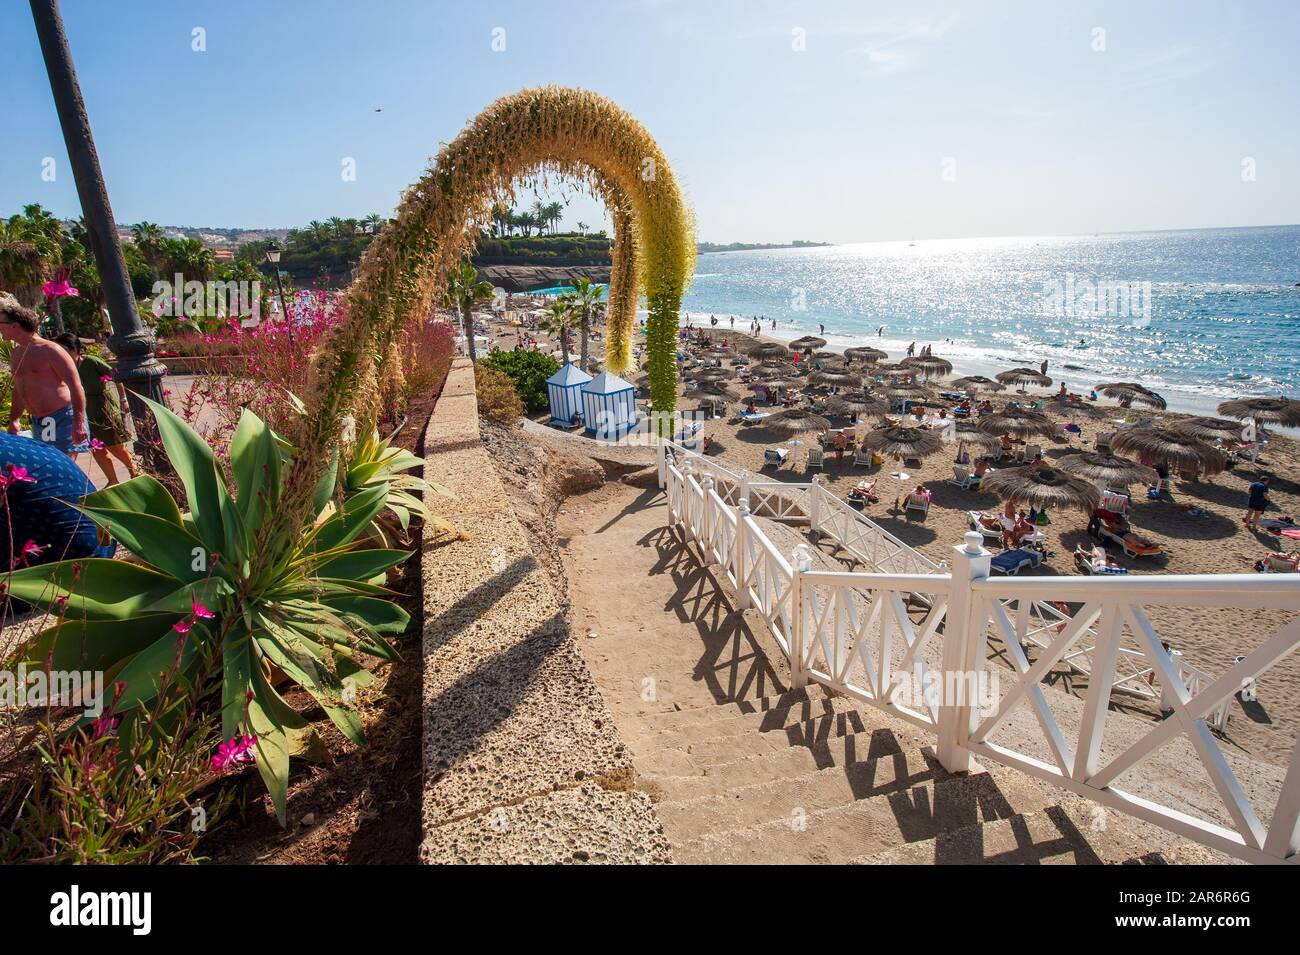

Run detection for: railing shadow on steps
[[657, 439, 1300, 865]]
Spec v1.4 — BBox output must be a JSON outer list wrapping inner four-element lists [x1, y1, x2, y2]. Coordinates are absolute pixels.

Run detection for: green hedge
[[480, 348, 560, 414]]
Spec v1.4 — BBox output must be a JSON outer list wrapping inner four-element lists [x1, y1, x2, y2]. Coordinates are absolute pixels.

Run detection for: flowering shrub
[[480, 348, 559, 414]]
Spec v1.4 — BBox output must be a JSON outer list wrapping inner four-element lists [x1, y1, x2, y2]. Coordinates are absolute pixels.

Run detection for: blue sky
[[2, 0, 1297, 243]]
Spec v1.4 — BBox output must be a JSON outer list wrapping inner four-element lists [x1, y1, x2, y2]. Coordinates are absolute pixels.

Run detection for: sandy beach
[[477, 310, 1300, 768]]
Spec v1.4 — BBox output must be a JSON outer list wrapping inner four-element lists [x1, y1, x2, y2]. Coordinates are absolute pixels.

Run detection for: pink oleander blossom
[[191, 598, 215, 620], [211, 735, 257, 774], [7, 465, 35, 484], [90, 438, 105, 451], [90, 714, 121, 739], [172, 619, 191, 634], [19, 540, 45, 566]]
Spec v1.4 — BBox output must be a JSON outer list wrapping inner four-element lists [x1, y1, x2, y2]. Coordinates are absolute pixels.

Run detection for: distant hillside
[[698, 240, 832, 254]]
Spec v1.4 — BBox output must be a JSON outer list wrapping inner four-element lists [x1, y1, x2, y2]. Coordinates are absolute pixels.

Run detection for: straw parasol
[[1169, 416, 1256, 444], [845, 346, 888, 364], [862, 425, 944, 459], [1109, 427, 1225, 476], [951, 375, 1006, 393], [976, 410, 1057, 440], [902, 355, 954, 378], [887, 382, 932, 399], [876, 362, 915, 375], [760, 408, 832, 437], [683, 381, 739, 399], [825, 391, 891, 416], [809, 370, 863, 389], [996, 368, 1052, 389], [978, 468, 1101, 515], [749, 362, 797, 380], [745, 341, 791, 360], [1096, 382, 1167, 410], [949, 422, 1002, 451], [1216, 396, 1300, 428], [790, 335, 827, 351], [685, 365, 731, 380], [1056, 451, 1158, 488]]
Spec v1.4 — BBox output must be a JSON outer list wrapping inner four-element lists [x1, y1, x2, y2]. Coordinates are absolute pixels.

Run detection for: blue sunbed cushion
[[991, 549, 1037, 572]]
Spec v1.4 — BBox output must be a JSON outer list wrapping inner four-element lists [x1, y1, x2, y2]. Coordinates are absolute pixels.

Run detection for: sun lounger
[[806, 447, 824, 470], [1101, 490, 1131, 514], [990, 548, 1043, 575], [1258, 553, 1300, 573], [1095, 520, 1163, 558], [1096, 431, 1114, 452], [968, 510, 1005, 543], [905, 491, 931, 519], [764, 447, 789, 467], [1023, 443, 1041, 462], [853, 448, 875, 468], [949, 466, 977, 490], [739, 410, 770, 425], [1075, 546, 1128, 575]]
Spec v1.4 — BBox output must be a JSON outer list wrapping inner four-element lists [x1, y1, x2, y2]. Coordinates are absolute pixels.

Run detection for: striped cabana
[[581, 370, 638, 438], [546, 363, 593, 425]]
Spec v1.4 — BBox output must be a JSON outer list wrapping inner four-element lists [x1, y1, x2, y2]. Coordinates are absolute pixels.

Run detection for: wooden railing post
[[701, 475, 715, 556], [789, 543, 813, 689], [657, 439, 667, 489], [734, 500, 751, 610], [809, 475, 823, 540], [937, 530, 991, 773]]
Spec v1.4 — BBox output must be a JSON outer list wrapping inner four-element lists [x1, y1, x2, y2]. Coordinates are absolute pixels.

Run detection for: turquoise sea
[[679, 225, 1300, 415]]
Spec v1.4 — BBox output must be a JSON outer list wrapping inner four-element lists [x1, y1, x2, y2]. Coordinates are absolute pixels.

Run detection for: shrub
[[476, 364, 525, 423], [480, 348, 559, 413]]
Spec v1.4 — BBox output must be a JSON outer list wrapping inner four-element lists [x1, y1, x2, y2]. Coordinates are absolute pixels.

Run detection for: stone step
[[854, 796, 1163, 865], [671, 766, 1049, 864], [633, 686, 834, 733], [636, 714, 934, 780], [653, 743, 946, 841]]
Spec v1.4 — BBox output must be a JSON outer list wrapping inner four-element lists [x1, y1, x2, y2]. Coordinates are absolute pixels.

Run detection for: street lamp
[[265, 241, 293, 347]]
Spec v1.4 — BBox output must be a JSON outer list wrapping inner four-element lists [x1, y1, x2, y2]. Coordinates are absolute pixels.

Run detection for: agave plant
[[7, 398, 410, 824], [344, 426, 453, 545]]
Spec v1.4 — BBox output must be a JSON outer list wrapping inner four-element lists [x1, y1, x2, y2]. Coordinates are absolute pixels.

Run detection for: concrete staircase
[[628, 683, 1171, 864], [562, 483, 1219, 865]]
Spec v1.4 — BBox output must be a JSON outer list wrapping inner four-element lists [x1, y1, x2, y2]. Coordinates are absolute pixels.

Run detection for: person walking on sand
[[1, 294, 89, 456], [54, 333, 140, 485], [1245, 475, 1271, 528], [906, 341, 915, 357], [1040, 359, 1049, 376]]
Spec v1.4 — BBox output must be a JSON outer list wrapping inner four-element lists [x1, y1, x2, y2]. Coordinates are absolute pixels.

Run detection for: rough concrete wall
[[419, 358, 670, 863]]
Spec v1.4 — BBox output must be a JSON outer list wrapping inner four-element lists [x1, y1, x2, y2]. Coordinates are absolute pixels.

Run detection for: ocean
[[679, 224, 1300, 415]]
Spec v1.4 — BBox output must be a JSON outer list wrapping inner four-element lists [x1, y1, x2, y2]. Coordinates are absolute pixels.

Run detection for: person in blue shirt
[[0, 431, 115, 572], [1244, 476, 1271, 528]]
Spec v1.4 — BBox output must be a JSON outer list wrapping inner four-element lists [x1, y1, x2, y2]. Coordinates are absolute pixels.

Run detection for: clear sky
[[2, 0, 1297, 243]]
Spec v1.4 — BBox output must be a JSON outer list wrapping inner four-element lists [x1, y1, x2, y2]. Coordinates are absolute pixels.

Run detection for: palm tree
[[0, 211, 60, 306], [563, 277, 603, 371], [544, 201, 565, 234], [445, 262, 494, 363], [363, 213, 385, 234], [531, 200, 548, 235], [131, 220, 165, 281], [539, 298, 578, 365], [489, 203, 511, 237], [576, 221, 588, 236], [327, 216, 347, 239]]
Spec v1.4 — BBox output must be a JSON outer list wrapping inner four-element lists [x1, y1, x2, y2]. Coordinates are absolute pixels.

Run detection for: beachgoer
[[1, 295, 89, 455], [906, 341, 915, 357], [973, 457, 993, 477], [54, 334, 139, 485], [1245, 476, 1271, 527], [833, 430, 847, 466], [1040, 359, 1048, 376], [819, 323, 825, 335], [0, 431, 115, 572]]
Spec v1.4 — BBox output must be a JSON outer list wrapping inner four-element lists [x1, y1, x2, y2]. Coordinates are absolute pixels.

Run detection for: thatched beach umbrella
[[950, 422, 1002, 451], [790, 335, 827, 351], [1170, 416, 1256, 444], [977, 410, 1057, 441], [683, 381, 739, 399], [979, 468, 1101, 515], [1216, 396, 1300, 428], [902, 355, 954, 378], [760, 408, 832, 438], [876, 362, 915, 375], [887, 382, 932, 400], [997, 368, 1052, 389], [1109, 428, 1225, 476], [825, 391, 891, 416], [1096, 382, 1167, 410], [951, 375, 1006, 393], [862, 425, 944, 459], [845, 346, 888, 364], [749, 362, 797, 380], [746, 341, 791, 361], [1057, 451, 1158, 488], [809, 370, 863, 389], [686, 366, 732, 382]]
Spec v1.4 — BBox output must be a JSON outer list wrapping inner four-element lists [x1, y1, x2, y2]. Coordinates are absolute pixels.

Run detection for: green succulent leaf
[[77, 506, 207, 581], [18, 612, 186, 671], [4, 559, 182, 620], [231, 408, 281, 535], [312, 482, 391, 552], [248, 662, 291, 826], [141, 396, 235, 558], [83, 473, 184, 526], [320, 593, 410, 636], [312, 548, 411, 581]]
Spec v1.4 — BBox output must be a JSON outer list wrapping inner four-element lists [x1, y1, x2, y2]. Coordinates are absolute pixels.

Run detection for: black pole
[[272, 268, 293, 348], [29, 0, 165, 411]]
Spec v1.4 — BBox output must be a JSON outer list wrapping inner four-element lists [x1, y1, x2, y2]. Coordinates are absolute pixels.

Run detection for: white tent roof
[[582, 370, 634, 395], [547, 363, 593, 387]]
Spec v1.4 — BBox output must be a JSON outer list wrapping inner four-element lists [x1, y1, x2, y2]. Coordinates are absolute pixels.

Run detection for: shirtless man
[[1, 294, 88, 454]]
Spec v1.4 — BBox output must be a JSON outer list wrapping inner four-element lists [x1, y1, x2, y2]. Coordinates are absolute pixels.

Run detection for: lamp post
[[29, 0, 165, 409], [265, 241, 293, 347]]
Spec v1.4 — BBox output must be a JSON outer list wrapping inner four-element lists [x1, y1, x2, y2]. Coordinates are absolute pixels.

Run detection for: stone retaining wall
[[419, 358, 670, 863]]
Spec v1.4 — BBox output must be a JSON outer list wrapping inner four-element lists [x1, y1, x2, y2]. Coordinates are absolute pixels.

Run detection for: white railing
[[659, 446, 1300, 865]]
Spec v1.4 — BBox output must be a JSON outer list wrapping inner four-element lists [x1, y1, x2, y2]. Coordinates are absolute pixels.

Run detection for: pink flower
[[90, 438, 105, 451], [19, 540, 45, 566], [7, 465, 35, 484], [90, 714, 121, 739], [99, 373, 112, 382], [211, 735, 257, 774], [172, 619, 191, 634], [191, 598, 215, 620]]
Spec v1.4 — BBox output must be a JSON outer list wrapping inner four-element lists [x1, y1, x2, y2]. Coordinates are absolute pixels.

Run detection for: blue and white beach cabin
[[581, 370, 638, 438], [546, 363, 592, 425]]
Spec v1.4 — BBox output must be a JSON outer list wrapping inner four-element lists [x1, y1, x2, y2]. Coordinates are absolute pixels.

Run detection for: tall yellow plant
[[261, 87, 694, 561]]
